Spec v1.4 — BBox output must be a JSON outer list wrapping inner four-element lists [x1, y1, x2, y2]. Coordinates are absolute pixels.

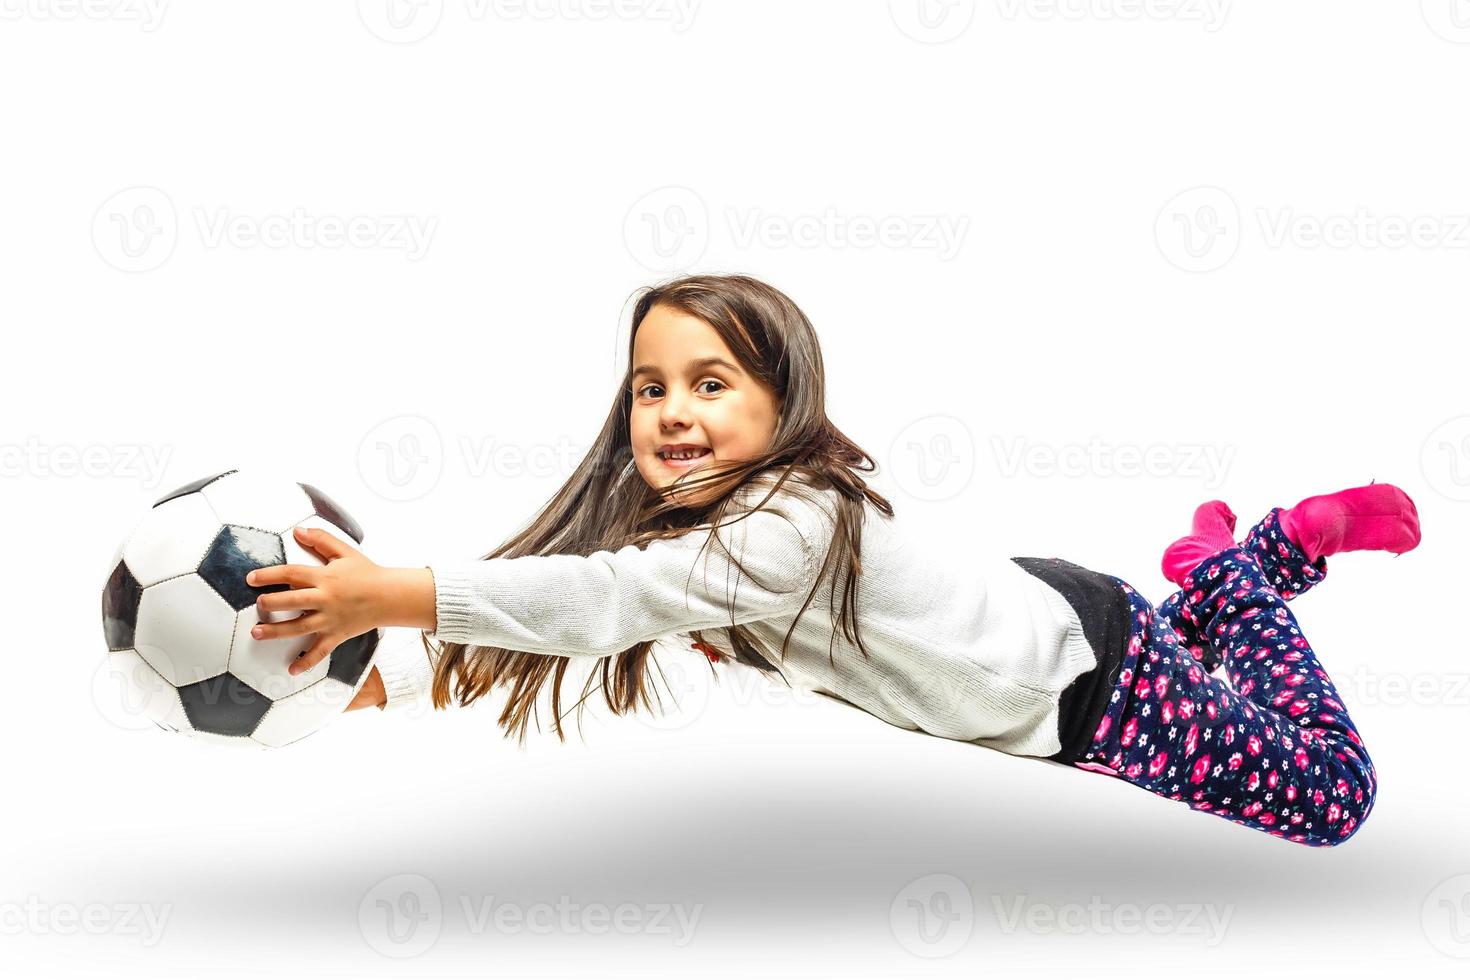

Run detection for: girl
[[246, 274, 1420, 848]]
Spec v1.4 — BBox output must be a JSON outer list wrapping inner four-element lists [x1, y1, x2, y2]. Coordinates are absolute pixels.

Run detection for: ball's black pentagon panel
[[299, 483, 364, 545], [327, 628, 381, 688], [178, 673, 272, 737], [153, 469, 238, 508], [102, 560, 143, 651], [200, 525, 289, 611]]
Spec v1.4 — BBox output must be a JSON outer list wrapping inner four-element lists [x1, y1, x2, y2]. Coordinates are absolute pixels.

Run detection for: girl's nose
[[659, 397, 691, 421]]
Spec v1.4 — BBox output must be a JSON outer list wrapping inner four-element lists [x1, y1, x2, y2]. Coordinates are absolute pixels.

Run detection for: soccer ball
[[100, 469, 382, 749]]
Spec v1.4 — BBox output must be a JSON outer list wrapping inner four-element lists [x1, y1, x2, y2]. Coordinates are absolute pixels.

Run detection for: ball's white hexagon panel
[[121, 492, 223, 587], [105, 648, 192, 732], [201, 471, 316, 535], [226, 607, 327, 702], [133, 575, 237, 687], [251, 677, 355, 748]]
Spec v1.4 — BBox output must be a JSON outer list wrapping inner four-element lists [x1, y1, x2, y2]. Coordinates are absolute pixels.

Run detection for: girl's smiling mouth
[[658, 447, 713, 469]]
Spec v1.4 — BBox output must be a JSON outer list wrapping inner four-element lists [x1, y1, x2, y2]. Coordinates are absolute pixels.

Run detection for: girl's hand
[[246, 525, 394, 677]]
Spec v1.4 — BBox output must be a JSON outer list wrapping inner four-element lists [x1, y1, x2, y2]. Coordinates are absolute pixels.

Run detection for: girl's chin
[[660, 480, 715, 501], [655, 466, 726, 502]]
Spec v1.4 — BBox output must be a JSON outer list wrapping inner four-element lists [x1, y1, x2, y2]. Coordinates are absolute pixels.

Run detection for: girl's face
[[630, 303, 781, 505]]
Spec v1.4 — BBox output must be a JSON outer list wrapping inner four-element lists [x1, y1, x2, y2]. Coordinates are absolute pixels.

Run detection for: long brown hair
[[417, 273, 894, 742]]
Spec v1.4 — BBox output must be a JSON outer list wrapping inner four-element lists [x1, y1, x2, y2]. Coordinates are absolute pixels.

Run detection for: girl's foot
[[1160, 499, 1238, 589], [1277, 482, 1421, 563]]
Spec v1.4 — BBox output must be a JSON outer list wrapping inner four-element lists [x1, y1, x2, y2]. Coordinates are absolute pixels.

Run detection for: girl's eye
[[635, 380, 724, 398]]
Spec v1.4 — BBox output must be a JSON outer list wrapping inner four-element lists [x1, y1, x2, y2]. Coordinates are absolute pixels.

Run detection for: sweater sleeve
[[372, 627, 439, 714], [423, 490, 834, 660]]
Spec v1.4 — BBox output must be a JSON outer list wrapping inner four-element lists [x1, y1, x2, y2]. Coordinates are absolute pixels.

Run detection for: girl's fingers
[[289, 639, 334, 676], [246, 564, 317, 589], [255, 588, 324, 616], [294, 525, 356, 561], [251, 613, 321, 642]]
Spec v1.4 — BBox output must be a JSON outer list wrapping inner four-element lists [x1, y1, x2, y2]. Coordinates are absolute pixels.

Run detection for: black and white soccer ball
[[100, 469, 381, 749]]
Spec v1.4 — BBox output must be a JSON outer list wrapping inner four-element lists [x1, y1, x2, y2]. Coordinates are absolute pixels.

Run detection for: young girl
[[246, 274, 1421, 848]]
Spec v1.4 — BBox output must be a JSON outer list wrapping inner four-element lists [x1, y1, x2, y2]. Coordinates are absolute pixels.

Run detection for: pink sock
[[1161, 500, 1238, 587], [1277, 482, 1421, 563]]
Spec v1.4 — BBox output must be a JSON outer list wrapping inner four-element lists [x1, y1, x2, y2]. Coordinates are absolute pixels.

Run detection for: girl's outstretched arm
[[372, 490, 835, 713], [430, 498, 830, 655]]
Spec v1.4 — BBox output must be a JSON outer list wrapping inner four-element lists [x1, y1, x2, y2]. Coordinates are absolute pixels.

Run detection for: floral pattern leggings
[[1072, 507, 1377, 847]]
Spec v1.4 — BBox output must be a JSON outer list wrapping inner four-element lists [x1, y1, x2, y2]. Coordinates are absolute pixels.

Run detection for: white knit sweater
[[371, 474, 1099, 758]]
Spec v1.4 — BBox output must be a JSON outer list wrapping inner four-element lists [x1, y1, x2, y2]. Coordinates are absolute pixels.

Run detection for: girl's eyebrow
[[632, 356, 741, 381]]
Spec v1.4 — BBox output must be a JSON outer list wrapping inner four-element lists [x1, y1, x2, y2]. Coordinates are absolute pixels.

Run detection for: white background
[[3, 0, 1469, 976]]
